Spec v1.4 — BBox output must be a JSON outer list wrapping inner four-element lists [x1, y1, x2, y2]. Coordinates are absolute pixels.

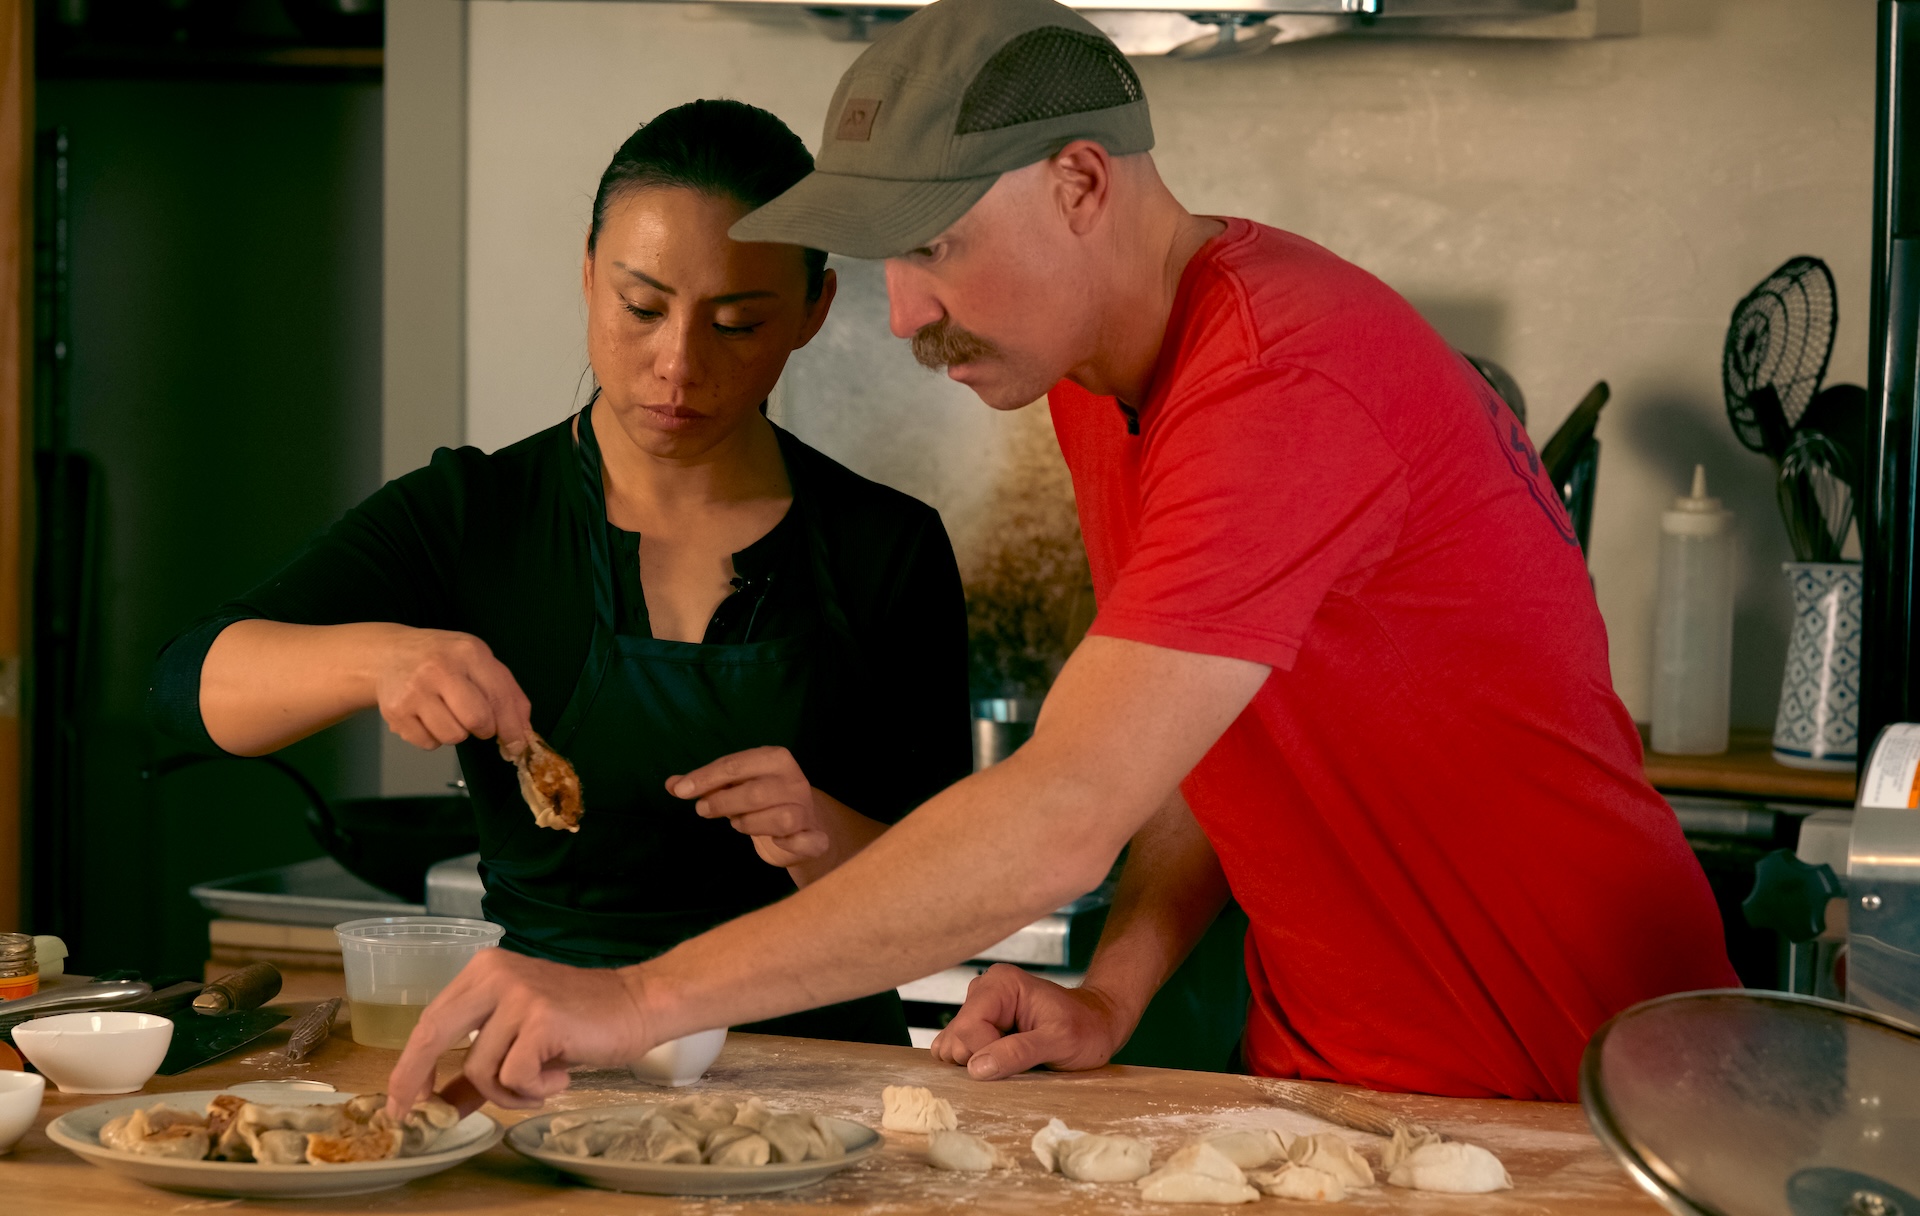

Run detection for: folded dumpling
[[251, 1128, 311, 1166], [99, 1105, 211, 1160]]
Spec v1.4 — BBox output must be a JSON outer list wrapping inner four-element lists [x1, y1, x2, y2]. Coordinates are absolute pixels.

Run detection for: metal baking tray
[[190, 856, 423, 926]]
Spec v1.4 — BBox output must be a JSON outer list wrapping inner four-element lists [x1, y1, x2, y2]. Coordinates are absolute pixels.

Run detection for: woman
[[148, 100, 971, 1044]]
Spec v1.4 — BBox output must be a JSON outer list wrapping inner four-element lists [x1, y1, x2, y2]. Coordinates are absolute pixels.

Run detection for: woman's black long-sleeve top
[[148, 413, 973, 852]]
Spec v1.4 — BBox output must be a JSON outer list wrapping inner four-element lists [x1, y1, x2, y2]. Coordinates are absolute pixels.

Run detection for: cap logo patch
[[836, 98, 881, 142]]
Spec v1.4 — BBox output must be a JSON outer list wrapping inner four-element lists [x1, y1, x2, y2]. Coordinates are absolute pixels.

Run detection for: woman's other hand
[[375, 626, 535, 752], [667, 747, 887, 883]]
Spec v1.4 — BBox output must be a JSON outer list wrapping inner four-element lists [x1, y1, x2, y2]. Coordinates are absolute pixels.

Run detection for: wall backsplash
[[464, 0, 1874, 731]]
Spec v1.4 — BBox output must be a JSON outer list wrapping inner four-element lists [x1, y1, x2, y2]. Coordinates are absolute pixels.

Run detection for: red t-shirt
[[1051, 218, 1737, 1101]]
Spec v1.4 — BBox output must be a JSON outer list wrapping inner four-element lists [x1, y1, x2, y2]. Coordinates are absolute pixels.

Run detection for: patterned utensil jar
[[1772, 561, 1863, 771]]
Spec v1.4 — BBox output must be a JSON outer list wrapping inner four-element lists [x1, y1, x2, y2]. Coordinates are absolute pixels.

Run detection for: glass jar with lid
[[0, 932, 39, 1000]]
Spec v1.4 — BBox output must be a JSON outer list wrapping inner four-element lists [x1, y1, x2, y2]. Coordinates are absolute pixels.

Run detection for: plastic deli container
[[334, 916, 502, 1049]]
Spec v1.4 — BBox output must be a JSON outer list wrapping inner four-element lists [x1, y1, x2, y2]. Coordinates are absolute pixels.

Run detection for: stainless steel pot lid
[[1580, 989, 1920, 1216]]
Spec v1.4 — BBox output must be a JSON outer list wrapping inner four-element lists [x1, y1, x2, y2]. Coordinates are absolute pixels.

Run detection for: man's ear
[[1051, 140, 1113, 237]]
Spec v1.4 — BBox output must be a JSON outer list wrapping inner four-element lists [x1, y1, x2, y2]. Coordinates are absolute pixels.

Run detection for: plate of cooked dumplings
[[44, 1087, 502, 1198], [507, 1093, 880, 1195]]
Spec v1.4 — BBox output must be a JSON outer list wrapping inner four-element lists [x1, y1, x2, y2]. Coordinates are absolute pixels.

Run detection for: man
[[388, 0, 1735, 1114]]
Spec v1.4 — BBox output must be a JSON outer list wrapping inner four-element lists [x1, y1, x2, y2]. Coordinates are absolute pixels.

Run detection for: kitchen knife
[[155, 965, 290, 1075], [0, 980, 152, 1040], [192, 961, 281, 1014]]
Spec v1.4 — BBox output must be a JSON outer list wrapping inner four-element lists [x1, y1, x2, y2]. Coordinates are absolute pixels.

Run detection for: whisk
[[1777, 428, 1855, 562]]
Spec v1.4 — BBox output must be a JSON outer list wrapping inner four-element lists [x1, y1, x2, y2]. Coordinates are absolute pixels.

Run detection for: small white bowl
[[628, 1028, 727, 1087], [0, 1070, 45, 1152], [13, 1012, 173, 1094]]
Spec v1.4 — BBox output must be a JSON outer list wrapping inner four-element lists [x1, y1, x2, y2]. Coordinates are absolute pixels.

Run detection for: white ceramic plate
[[507, 1103, 880, 1196], [45, 1088, 502, 1198]]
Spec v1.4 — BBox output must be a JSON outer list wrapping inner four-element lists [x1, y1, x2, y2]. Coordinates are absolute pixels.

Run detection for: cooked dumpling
[[239, 1102, 351, 1136], [307, 1125, 402, 1165], [370, 1094, 461, 1157], [99, 1106, 212, 1160], [251, 1128, 311, 1166], [500, 733, 584, 831]]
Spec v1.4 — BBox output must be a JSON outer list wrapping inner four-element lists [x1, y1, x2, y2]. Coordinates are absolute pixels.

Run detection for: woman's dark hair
[[590, 99, 828, 301]]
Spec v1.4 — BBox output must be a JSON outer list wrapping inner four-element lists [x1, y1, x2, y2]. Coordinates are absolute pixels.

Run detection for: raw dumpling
[[1380, 1124, 1443, 1172], [666, 1094, 736, 1134], [543, 1118, 646, 1158], [880, 1084, 957, 1133], [732, 1097, 772, 1131], [251, 1128, 311, 1165], [1251, 1163, 1348, 1202], [1137, 1142, 1259, 1204], [548, 1108, 653, 1138], [597, 1129, 651, 1163], [1161, 1141, 1248, 1183], [1056, 1133, 1153, 1183], [1289, 1133, 1374, 1188], [1031, 1117, 1084, 1172], [639, 1115, 702, 1164], [705, 1126, 772, 1167], [927, 1129, 1012, 1172], [762, 1113, 817, 1164], [809, 1115, 847, 1160], [1385, 1140, 1512, 1193], [99, 1106, 212, 1159], [1138, 1171, 1260, 1204], [1206, 1129, 1288, 1171]]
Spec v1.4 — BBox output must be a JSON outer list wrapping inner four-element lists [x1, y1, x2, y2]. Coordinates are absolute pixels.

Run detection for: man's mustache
[[912, 318, 998, 370]]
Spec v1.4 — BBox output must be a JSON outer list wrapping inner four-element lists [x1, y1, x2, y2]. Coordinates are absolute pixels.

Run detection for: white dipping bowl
[[0, 1070, 45, 1152], [628, 1028, 727, 1087], [13, 1011, 173, 1094]]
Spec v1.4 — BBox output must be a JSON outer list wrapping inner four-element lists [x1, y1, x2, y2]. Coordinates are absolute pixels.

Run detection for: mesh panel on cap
[[954, 27, 1144, 135]]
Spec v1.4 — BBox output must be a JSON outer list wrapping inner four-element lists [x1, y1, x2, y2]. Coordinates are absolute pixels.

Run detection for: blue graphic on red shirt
[[1460, 357, 1579, 547]]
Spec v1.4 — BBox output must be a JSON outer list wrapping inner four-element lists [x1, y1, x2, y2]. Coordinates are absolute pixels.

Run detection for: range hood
[[645, 0, 1634, 54]]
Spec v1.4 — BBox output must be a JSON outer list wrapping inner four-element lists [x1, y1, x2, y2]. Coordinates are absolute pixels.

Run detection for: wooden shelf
[[1641, 726, 1857, 806]]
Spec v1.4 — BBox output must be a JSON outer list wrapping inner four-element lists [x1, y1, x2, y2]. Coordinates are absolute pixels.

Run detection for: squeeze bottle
[[1650, 465, 1735, 755]]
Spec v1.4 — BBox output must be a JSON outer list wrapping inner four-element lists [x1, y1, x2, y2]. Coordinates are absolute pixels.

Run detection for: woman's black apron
[[471, 401, 907, 1045]]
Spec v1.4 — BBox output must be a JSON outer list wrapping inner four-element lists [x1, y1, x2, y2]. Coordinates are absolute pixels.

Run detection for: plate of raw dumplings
[[506, 1094, 881, 1196]]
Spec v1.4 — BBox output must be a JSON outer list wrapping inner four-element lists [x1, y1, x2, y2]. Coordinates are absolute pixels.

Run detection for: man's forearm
[[622, 637, 1270, 1043], [786, 790, 890, 887], [631, 747, 1121, 1036], [1079, 790, 1230, 1041]]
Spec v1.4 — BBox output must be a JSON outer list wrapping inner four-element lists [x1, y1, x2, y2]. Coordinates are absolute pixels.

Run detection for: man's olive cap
[[729, 0, 1153, 259]]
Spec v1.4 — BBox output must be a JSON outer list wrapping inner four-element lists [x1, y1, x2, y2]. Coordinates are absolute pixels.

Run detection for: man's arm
[[385, 635, 1269, 1112], [928, 789, 1229, 1079]]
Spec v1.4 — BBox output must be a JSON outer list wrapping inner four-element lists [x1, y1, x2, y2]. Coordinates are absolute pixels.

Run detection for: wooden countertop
[[1642, 726, 1857, 805], [0, 996, 1661, 1214]]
